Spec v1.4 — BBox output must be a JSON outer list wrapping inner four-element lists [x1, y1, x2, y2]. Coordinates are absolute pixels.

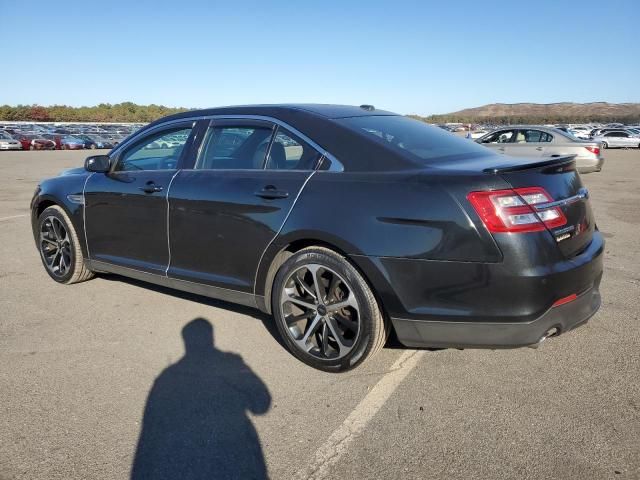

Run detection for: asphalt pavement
[[1, 149, 638, 479]]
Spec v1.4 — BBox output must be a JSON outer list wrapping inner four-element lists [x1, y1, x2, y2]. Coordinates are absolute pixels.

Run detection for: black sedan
[[30, 105, 604, 372]]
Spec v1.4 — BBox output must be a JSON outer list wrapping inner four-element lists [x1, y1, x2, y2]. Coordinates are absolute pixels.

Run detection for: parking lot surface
[[1, 150, 639, 479]]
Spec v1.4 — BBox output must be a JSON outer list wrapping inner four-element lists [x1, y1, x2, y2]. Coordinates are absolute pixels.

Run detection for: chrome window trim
[[109, 119, 204, 171], [110, 114, 344, 172], [164, 170, 181, 276]]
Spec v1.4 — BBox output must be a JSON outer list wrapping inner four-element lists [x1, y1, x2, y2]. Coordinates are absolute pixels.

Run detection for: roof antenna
[[360, 104, 375, 111]]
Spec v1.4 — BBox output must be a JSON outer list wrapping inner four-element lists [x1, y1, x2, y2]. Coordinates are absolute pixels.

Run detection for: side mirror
[[85, 155, 111, 173]]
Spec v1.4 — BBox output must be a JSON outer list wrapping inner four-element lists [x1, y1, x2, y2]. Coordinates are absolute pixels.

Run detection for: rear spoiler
[[483, 155, 576, 174]]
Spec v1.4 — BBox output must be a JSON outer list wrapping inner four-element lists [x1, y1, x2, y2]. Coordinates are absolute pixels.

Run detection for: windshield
[[0, 131, 12, 140], [336, 115, 491, 163]]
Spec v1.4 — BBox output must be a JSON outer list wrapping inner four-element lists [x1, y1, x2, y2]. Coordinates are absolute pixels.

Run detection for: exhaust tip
[[529, 327, 561, 349]]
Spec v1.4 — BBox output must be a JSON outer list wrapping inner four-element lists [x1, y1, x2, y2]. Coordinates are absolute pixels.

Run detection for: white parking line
[[0, 214, 28, 222], [294, 350, 426, 480]]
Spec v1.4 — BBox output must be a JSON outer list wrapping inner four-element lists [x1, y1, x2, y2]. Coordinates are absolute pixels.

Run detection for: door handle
[[139, 182, 163, 194], [254, 185, 289, 199], [536, 146, 543, 151]]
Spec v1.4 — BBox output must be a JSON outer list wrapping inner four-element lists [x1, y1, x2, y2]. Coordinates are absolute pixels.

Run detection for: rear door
[[167, 119, 323, 294], [84, 121, 197, 273], [506, 129, 552, 157]]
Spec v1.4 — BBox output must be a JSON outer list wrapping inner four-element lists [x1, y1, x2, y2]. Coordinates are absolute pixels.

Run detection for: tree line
[[1, 103, 639, 125], [410, 113, 640, 125], [0, 103, 189, 123]]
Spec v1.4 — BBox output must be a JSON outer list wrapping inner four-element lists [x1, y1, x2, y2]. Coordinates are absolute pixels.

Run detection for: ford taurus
[[31, 104, 604, 371]]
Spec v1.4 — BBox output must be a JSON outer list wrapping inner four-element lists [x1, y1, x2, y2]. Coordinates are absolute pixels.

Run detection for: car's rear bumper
[[575, 155, 604, 173], [391, 276, 601, 348], [351, 230, 604, 349]]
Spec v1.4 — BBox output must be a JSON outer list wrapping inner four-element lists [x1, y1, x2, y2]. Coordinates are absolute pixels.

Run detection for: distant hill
[[419, 102, 640, 124]]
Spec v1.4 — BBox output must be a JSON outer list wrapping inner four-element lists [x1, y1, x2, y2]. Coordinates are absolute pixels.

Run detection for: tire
[[37, 205, 94, 284], [601, 142, 608, 149], [90, 144, 96, 150], [29, 145, 35, 151], [272, 246, 388, 372]]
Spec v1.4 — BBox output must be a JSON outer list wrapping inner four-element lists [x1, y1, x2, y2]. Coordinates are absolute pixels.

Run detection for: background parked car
[[477, 126, 604, 173], [59, 136, 86, 150], [41, 134, 63, 149], [592, 131, 640, 149], [12, 133, 56, 150], [74, 134, 114, 149], [0, 131, 22, 150]]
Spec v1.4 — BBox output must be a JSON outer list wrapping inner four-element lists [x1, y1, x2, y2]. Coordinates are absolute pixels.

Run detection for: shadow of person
[[131, 318, 271, 480]]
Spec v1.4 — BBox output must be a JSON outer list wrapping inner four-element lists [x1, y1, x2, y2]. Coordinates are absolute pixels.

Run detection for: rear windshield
[[336, 115, 491, 163]]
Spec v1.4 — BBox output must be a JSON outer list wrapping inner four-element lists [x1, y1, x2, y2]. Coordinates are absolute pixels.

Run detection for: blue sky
[[1, 0, 638, 115]]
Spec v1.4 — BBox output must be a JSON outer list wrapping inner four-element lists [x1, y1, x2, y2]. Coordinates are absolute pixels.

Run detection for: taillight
[[584, 146, 600, 155], [467, 187, 567, 233]]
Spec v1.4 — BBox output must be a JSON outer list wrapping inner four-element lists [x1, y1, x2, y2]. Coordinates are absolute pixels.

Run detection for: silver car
[[477, 126, 604, 173], [0, 131, 22, 150], [592, 130, 640, 149]]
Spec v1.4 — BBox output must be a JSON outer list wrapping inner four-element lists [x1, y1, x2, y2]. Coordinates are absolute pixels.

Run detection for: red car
[[12, 133, 56, 150], [41, 134, 63, 149]]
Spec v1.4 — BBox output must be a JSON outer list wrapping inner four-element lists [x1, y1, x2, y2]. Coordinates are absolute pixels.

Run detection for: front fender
[[31, 173, 91, 257]]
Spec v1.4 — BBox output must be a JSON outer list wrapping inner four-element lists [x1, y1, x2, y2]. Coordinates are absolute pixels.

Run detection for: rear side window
[[196, 126, 273, 170], [265, 127, 322, 170], [519, 129, 553, 143], [337, 115, 491, 163]]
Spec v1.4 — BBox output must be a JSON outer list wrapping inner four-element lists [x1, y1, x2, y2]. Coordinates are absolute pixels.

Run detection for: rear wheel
[[601, 142, 608, 149], [37, 206, 94, 284], [272, 247, 388, 372]]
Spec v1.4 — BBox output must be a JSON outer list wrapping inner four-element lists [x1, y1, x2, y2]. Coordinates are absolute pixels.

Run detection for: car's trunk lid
[[491, 156, 594, 258]]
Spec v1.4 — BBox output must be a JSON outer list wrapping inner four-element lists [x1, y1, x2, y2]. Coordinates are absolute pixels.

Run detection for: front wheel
[[37, 205, 94, 284], [272, 247, 388, 372], [601, 142, 608, 149]]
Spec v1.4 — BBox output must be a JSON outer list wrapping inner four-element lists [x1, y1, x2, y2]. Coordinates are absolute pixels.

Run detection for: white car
[[568, 127, 592, 139], [469, 129, 490, 139], [592, 131, 640, 149], [0, 131, 22, 150]]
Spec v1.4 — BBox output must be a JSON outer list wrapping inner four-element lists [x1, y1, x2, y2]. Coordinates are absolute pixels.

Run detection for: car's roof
[[141, 104, 411, 172], [155, 104, 396, 123], [492, 125, 557, 130]]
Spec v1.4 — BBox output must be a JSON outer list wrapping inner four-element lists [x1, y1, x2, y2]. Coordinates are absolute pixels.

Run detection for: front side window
[[197, 125, 273, 170], [480, 129, 516, 144], [265, 127, 322, 170], [115, 127, 191, 171]]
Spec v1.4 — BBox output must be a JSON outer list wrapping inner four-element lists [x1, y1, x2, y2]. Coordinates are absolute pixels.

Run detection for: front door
[[478, 129, 516, 155], [84, 122, 196, 274], [167, 120, 322, 295]]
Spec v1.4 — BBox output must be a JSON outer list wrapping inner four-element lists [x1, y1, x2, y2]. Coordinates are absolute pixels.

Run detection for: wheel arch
[[256, 238, 392, 339], [31, 193, 88, 257]]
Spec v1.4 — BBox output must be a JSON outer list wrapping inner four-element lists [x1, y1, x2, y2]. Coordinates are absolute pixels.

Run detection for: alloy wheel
[[280, 264, 360, 360], [39, 216, 72, 277]]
